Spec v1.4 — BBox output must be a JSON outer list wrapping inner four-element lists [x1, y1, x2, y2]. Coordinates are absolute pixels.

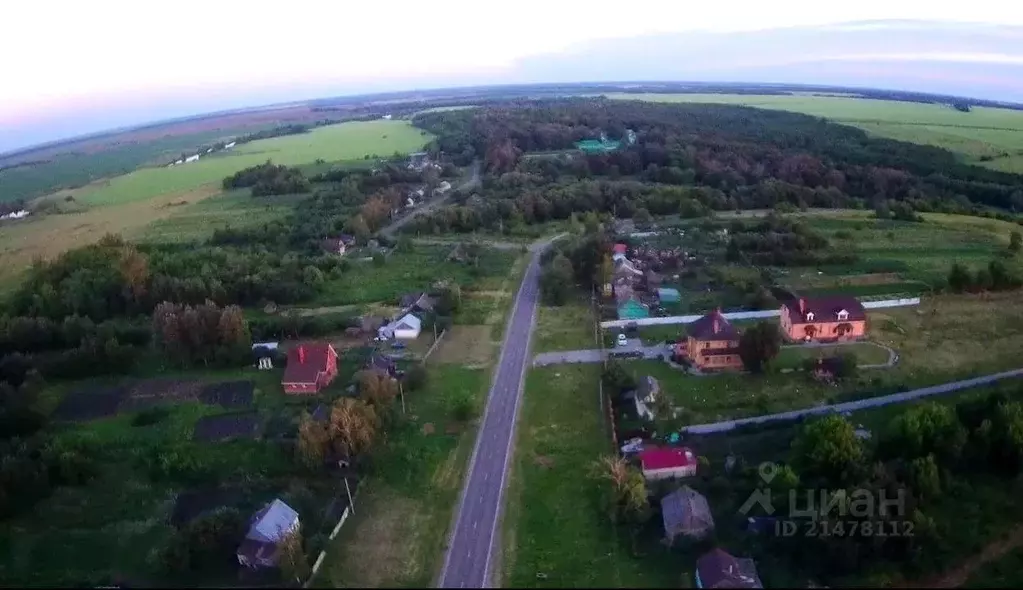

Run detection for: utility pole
[[399, 380, 406, 414], [344, 476, 355, 514]]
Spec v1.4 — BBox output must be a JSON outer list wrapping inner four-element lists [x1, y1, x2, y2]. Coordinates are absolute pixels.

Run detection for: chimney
[[713, 317, 720, 334], [298, 346, 305, 364], [798, 298, 806, 314]]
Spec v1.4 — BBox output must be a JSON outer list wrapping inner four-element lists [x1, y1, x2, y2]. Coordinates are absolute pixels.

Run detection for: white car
[[616, 333, 628, 347]]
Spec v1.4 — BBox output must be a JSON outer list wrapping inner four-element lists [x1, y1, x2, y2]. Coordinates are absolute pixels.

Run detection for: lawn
[[0, 366, 342, 587], [773, 342, 892, 369], [533, 298, 596, 352], [502, 365, 680, 588], [314, 245, 517, 308], [139, 189, 303, 243], [616, 292, 1023, 424], [312, 364, 490, 588], [49, 120, 431, 207], [607, 93, 1023, 171]]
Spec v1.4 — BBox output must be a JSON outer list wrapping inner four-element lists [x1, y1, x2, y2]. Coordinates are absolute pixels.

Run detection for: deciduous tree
[[738, 320, 780, 373]]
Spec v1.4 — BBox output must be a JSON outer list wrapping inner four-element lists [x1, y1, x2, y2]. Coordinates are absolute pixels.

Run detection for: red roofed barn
[[638, 446, 698, 481], [282, 342, 339, 394], [780, 296, 867, 343]]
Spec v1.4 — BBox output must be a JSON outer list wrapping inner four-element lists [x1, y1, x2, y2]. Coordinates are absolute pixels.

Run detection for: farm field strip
[[44, 120, 432, 207]]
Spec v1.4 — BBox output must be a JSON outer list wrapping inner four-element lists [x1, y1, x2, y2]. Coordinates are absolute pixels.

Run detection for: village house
[[321, 237, 348, 256], [185, 154, 200, 163], [779, 295, 867, 342], [281, 342, 339, 394], [660, 485, 714, 543], [639, 446, 699, 481], [236, 499, 300, 569], [695, 548, 763, 589], [675, 309, 743, 371], [399, 292, 434, 314], [616, 296, 650, 321], [380, 313, 422, 340]]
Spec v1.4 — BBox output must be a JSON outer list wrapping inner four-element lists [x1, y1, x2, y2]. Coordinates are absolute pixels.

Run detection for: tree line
[[409, 98, 1023, 234], [222, 160, 311, 196]]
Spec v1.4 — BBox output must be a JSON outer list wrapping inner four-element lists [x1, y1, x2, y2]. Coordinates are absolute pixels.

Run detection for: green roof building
[[657, 287, 682, 304], [617, 298, 650, 320], [575, 139, 621, 154]]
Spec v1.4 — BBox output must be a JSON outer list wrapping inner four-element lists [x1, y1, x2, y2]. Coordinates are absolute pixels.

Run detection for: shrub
[[132, 406, 170, 427]]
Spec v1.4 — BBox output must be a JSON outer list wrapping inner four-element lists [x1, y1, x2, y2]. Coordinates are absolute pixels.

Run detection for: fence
[[421, 328, 448, 364], [303, 478, 359, 588], [598, 297, 922, 329]]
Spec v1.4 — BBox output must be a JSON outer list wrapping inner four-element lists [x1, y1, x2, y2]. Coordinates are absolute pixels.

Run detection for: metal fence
[[598, 297, 922, 329]]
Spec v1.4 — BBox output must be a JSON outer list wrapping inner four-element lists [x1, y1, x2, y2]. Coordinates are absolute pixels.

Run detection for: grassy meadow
[[45, 120, 431, 207], [0, 120, 431, 284], [606, 93, 1023, 171]]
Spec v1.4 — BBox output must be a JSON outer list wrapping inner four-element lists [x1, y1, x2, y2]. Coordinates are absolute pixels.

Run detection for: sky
[[3, 0, 1023, 152]]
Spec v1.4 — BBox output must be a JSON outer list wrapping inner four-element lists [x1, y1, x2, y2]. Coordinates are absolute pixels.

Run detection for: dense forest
[[404, 98, 1023, 236]]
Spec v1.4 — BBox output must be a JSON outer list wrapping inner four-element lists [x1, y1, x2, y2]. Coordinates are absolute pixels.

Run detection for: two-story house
[[674, 309, 743, 371], [779, 296, 867, 342]]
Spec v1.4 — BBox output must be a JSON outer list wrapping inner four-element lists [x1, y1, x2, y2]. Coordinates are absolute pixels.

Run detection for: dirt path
[[899, 524, 1023, 588]]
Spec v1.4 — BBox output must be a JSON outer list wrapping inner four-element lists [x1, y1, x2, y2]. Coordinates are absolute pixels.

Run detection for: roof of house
[[282, 342, 336, 385], [246, 499, 299, 544], [338, 233, 356, 245], [687, 309, 740, 341], [617, 298, 650, 319], [661, 485, 715, 537], [782, 295, 866, 324], [657, 287, 681, 301], [252, 341, 279, 350], [613, 243, 628, 254], [321, 237, 346, 251], [696, 548, 762, 588], [399, 292, 426, 308], [394, 313, 422, 332], [639, 446, 697, 471]]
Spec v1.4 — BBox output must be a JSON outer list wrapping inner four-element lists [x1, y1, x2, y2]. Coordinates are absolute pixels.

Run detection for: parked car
[[391, 342, 406, 350], [616, 333, 628, 347]]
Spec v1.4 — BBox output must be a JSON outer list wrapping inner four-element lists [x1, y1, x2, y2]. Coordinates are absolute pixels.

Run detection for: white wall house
[[392, 313, 422, 340], [1, 210, 30, 221], [185, 154, 200, 163], [224, 141, 237, 149]]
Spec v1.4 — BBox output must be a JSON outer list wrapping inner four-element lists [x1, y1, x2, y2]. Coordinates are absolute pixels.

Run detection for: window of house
[[837, 309, 849, 321], [806, 312, 815, 321]]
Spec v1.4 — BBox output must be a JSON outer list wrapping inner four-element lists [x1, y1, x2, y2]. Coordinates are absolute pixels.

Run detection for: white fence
[[599, 297, 921, 329]]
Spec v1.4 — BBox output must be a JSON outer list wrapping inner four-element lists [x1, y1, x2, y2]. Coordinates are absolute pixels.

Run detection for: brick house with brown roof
[[674, 309, 743, 371], [281, 342, 339, 394], [779, 296, 867, 343]]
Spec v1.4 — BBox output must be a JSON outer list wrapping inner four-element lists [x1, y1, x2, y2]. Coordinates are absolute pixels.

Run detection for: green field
[[0, 130, 236, 203], [606, 93, 1023, 171], [49, 120, 431, 207], [503, 365, 679, 587], [140, 190, 303, 243]]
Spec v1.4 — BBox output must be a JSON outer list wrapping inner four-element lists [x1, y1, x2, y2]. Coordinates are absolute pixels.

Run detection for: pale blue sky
[[2, 0, 1023, 151]]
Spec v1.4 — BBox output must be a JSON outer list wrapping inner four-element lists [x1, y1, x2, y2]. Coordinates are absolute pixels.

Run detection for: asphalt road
[[437, 239, 551, 589]]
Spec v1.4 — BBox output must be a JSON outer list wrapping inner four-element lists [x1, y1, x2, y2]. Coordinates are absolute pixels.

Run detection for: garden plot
[[120, 378, 205, 411], [170, 486, 245, 528], [192, 412, 263, 442], [199, 381, 255, 409], [51, 386, 127, 422]]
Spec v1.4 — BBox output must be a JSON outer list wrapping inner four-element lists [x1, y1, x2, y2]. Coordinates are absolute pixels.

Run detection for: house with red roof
[[281, 342, 339, 394], [779, 295, 867, 343], [637, 446, 698, 481], [674, 309, 743, 371]]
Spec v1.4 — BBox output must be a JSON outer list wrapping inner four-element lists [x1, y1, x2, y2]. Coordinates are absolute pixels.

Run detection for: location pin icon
[[758, 462, 779, 484]]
